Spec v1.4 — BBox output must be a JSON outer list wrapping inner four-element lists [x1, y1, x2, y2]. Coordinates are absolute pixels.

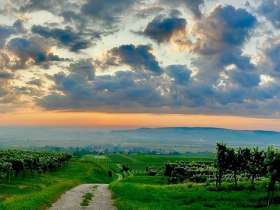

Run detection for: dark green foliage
[[164, 161, 215, 184], [215, 144, 280, 207], [247, 147, 265, 187], [161, 143, 280, 208], [80, 192, 93, 206], [189, 174, 207, 183], [121, 165, 130, 173], [164, 162, 177, 177], [146, 167, 159, 176], [108, 170, 113, 177], [265, 146, 280, 207], [0, 149, 72, 182], [216, 143, 229, 189], [215, 143, 266, 190]]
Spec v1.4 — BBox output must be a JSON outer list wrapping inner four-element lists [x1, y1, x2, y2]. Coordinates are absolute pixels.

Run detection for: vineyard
[[156, 143, 280, 207], [109, 146, 280, 209], [87, 154, 208, 175], [2, 148, 280, 209], [0, 149, 72, 182], [86, 154, 149, 175]]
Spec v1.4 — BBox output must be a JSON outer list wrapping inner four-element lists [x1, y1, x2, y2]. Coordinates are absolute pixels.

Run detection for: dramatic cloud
[[7, 37, 64, 68], [264, 41, 280, 73], [81, 0, 137, 25], [0, 71, 13, 79], [19, 0, 64, 13], [135, 7, 164, 18], [27, 78, 43, 87], [258, 0, 280, 28], [159, 0, 204, 18], [143, 15, 187, 43], [1, 0, 280, 118], [106, 44, 163, 74], [39, 68, 164, 111], [0, 19, 26, 49], [190, 5, 257, 84], [0, 25, 16, 47], [31, 25, 92, 52], [166, 65, 191, 85], [193, 5, 257, 54], [224, 67, 260, 88]]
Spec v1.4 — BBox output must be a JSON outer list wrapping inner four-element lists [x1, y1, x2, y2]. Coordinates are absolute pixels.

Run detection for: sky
[[0, 0, 280, 130]]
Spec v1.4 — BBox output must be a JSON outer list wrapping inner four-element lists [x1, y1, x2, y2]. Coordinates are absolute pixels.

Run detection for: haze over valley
[[1, 126, 280, 153]]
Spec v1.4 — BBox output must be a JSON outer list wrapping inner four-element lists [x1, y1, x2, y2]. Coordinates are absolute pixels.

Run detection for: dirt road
[[49, 184, 116, 210]]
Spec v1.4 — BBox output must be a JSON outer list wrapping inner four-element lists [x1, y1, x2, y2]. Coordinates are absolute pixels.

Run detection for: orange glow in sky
[[0, 111, 280, 131]]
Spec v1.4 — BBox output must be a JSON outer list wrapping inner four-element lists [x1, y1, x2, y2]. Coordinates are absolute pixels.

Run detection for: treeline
[[0, 150, 72, 182], [29, 145, 183, 156], [163, 143, 280, 207], [164, 161, 215, 184], [216, 143, 280, 206], [216, 143, 265, 189]]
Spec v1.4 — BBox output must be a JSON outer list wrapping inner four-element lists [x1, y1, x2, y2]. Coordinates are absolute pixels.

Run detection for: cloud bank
[[0, 0, 280, 118]]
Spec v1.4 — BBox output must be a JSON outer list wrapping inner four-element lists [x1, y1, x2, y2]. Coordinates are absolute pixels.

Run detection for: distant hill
[[0, 126, 280, 152], [111, 127, 280, 151]]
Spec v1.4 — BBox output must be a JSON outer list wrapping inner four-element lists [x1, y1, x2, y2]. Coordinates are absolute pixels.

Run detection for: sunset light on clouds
[[1, 0, 280, 130]]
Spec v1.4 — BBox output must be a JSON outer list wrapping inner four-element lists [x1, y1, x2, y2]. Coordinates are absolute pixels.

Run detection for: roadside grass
[[80, 192, 94, 206], [0, 157, 113, 210], [110, 174, 280, 210]]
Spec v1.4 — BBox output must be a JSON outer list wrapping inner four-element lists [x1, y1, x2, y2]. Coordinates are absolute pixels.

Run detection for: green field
[[110, 174, 280, 210], [1, 153, 280, 210], [0, 153, 215, 209], [88, 154, 214, 173]]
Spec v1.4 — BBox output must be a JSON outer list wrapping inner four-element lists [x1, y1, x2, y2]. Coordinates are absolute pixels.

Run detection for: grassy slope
[[0, 157, 113, 210], [111, 174, 280, 210]]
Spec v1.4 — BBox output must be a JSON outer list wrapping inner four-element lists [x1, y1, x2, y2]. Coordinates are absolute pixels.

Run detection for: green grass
[[131, 154, 214, 164], [3, 153, 276, 210], [80, 192, 93, 206], [0, 157, 113, 210], [85, 154, 212, 174], [82, 154, 213, 176], [110, 174, 280, 210]]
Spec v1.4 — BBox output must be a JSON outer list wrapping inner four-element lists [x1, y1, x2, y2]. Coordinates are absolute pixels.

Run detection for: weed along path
[[116, 173, 123, 181], [49, 184, 116, 210]]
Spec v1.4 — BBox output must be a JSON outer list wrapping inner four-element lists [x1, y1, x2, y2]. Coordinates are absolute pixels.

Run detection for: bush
[[189, 175, 207, 183]]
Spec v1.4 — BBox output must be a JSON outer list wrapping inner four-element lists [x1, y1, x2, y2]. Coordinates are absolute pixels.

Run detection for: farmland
[[1, 148, 280, 209], [86, 154, 213, 174], [0, 151, 215, 209], [109, 145, 280, 210], [63, 151, 280, 209]]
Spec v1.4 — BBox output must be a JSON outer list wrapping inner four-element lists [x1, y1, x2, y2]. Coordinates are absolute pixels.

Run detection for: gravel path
[[49, 184, 116, 210]]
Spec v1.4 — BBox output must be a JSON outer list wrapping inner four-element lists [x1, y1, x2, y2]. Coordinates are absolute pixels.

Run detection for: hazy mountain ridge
[[111, 127, 280, 151], [0, 126, 280, 151]]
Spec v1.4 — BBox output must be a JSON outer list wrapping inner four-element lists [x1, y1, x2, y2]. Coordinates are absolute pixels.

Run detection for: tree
[[265, 146, 280, 207], [237, 147, 251, 181], [227, 147, 239, 189], [247, 147, 265, 188], [216, 143, 229, 189]]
